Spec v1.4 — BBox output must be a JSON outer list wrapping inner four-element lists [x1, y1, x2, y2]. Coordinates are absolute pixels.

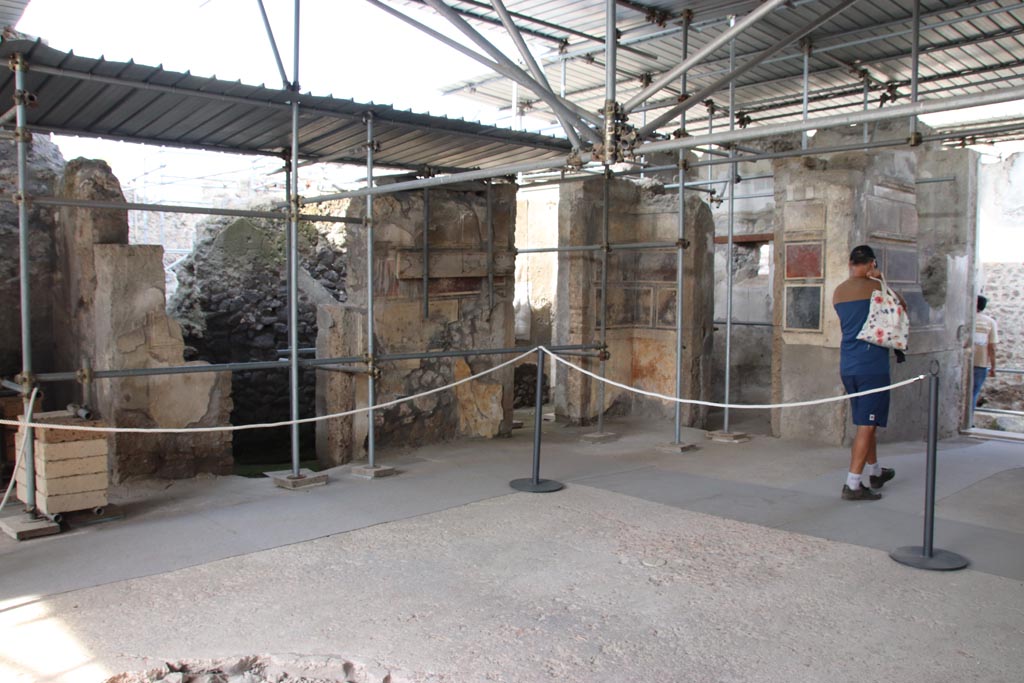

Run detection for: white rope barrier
[[0, 348, 536, 434], [541, 346, 926, 409], [0, 345, 926, 435]]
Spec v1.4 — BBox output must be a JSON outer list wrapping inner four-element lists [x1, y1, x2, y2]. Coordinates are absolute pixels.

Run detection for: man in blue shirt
[[832, 245, 905, 501]]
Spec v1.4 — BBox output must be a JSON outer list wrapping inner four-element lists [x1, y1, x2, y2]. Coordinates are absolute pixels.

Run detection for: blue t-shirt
[[834, 299, 890, 376]]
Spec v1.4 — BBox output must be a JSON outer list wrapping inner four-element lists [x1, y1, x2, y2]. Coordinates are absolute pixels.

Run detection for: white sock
[[866, 462, 881, 476], [846, 472, 862, 490], [861, 471, 874, 488]]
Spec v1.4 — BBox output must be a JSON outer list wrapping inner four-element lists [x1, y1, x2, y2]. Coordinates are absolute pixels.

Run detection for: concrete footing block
[[351, 464, 397, 480], [706, 430, 751, 443], [657, 442, 700, 453], [0, 513, 61, 540], [266, 468, 329, 490], [579, 431, 619, 444]]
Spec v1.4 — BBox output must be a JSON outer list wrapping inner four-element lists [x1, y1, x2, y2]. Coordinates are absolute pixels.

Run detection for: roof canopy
[[0, 38, 572, 173], [434, 0, 1024, 142]]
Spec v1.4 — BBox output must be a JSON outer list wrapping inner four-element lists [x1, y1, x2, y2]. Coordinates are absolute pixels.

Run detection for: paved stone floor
[[1, 415, 1022, 682]]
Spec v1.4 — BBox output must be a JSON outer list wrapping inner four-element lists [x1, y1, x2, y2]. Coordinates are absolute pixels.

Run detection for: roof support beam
[[256, 0, 290, 89], [639, 83, 1024, 156], [366, 0, 601, 143], [458, 0, 1009, 118], [421, 0, 602, 136], [620, 0, 789, 114], [636, 0, 858, 138], [301, 84, 1024, 204], [489, 0, 583, 149]]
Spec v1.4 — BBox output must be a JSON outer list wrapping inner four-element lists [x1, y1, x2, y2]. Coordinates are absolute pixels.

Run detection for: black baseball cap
[[849, 244, 876, 264]]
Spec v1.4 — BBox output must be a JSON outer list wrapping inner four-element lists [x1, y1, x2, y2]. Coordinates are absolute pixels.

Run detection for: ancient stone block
[[453, 358, 503, 438], [17, 470, 107, 497], [18, 411, 107, 443], [783, 201, 825, 232], [865, 195, 903, 234]]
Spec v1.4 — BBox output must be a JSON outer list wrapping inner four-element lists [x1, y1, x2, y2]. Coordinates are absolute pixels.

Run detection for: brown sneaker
[[870, 467, 895, 489], [842, 484, 882, 501]]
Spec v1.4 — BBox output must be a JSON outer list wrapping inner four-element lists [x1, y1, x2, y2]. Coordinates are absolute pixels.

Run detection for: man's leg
[[972, 366, 987, 427], [850, 425, 876, 476], [843, 425, 882, 500]]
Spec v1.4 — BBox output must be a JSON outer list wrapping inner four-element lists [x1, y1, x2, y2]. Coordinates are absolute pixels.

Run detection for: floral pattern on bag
[[856, 277, 909, 351]]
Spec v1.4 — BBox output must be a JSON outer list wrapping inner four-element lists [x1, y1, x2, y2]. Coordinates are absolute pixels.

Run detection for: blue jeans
[[972, 366, 989, 424]]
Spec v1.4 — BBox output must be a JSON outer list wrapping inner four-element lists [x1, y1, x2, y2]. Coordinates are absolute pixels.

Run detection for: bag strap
[[868, 274, 890, 296]]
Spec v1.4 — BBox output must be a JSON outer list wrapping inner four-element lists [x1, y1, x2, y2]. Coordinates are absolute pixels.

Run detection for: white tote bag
[[856, 275, 909, 351]]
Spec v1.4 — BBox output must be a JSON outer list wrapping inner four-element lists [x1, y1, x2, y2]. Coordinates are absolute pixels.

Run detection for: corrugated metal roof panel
[[0, 38, 572, 172], [432, 0, 1024, 139]]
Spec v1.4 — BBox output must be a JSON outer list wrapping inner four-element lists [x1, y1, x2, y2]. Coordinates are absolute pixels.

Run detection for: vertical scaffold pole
[[486, 181, 495, 312], [801, 39, 810, 150], [597, 170, 610, 433], [723, 24, 736, 434], [286, 0, 302, 478], [910, 0, 921, 138], [365, 112, 377, 468], [13, 53, 36, 513], [423, 188, 430, 319], [674, 12, 691, 444]]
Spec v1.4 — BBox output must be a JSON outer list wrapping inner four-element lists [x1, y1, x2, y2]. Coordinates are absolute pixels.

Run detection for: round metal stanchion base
[[510, 478, 564, 493], [890, 546, 969, 571]]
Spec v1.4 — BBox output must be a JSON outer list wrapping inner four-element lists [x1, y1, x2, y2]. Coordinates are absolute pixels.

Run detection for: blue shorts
[[841, 374, 890, 427]]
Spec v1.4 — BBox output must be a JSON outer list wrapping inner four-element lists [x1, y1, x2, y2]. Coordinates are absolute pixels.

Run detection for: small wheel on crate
[[50, 513, 64, 524], [92, 506, 105, 516]]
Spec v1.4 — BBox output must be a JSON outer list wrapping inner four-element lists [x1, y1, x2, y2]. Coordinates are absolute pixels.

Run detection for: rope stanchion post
[[511, 348, 563, 493], [891, 361, 969, 571]]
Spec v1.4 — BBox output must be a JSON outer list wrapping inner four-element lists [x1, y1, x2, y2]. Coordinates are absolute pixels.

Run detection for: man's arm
[[988, 342, 997, 377]]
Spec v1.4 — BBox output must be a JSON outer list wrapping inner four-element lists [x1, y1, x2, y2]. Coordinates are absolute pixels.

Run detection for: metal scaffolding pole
[[25, 196, 358, 222], [597, 170, 610, 433], [637, 1, 855, 138], [13, 53, 37, 514], [723, 26, 736, 435], [489, 0, 584, 149], [408, 0, 602, 137], [423, 188, 430, 319], [602, 0, 618, 162], [257, 0, 290, 88], [286, 0, 302, 478], [365, 112, 378, 469], [801, 39, 811, 150], [674, 13, 690, 444], [486, 181, 495, 311], [621, 0, 788, 114], [638, 84, 1024, 156], [910, 0, 922, 138]]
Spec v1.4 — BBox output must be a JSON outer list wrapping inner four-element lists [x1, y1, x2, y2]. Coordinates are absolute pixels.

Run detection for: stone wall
[[553, 176, 715, 426], [316, 183, 517, 466], [168, 214, 346, 457], [770, 131, 976, 445], [707, 157, 776, 414], [514, 185, 559, 348], [0, 134, 64, 378], [978, 263, 1024, 411], [57, 160, 233, 480]]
